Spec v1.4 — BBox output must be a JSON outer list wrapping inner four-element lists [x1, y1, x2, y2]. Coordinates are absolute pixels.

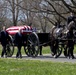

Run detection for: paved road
[[8, 54, 76, 63]]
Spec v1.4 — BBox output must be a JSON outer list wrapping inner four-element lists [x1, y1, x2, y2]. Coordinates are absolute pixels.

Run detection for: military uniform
[[14, 31, 23, 58], [66, 13, 76, 59], [0, 30, 11, 57]]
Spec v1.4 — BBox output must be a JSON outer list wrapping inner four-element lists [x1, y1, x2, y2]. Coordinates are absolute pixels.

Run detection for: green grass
[[0, 46, 76, 75], [0, 58, 76, 75], [0, 45, 76, 55], [40, 45, 76, 54], [40, 46, 51, 54], [12, 46, 51, 55], [0, 45, 51, 55]]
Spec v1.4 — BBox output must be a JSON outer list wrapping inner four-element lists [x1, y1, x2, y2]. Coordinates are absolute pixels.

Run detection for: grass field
[[14, 45, 76, 55], [0, 45, 76, 55], [0, 58, 76, 75], [0, 45, 76, 75], [0, 45, 51, 56]]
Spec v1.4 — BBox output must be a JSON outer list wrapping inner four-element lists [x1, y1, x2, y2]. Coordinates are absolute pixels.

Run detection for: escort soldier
[[14, 28, 23, 58], [0, 26, 11, 57]]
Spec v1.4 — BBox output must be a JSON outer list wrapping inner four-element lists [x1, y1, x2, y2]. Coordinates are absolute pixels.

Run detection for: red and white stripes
[[6, 25, 33, 35]]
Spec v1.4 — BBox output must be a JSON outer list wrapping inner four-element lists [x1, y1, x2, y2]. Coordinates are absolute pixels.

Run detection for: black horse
[[51, 21, 76, 58]]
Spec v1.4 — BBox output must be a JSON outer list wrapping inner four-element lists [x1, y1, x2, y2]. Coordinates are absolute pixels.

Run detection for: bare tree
[[19, 0, 42, 25], [0, 0, 76, 31], [0, 0, 8, 30], [5, 0, 22, 26]]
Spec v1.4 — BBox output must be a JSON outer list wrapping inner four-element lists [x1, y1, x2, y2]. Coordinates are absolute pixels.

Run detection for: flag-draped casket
[[6, 26, 33, 35]]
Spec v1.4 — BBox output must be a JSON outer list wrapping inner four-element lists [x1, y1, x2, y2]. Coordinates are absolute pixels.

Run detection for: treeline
[[0, 0, 76, 32]]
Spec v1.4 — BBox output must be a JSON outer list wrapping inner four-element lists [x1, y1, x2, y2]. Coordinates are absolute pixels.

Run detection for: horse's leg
[[40, 46, 42, 55], [69, 45, 75, 59], [50, 44, 54, 56], [64, 45, 68, 57], [50, 43, 56, 56], [67, 47, 71, 58]]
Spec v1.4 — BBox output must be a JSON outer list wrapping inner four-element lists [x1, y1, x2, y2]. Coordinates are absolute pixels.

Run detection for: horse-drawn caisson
[[1, 20, 76, 58], [1, 24, 61, 58], [5, 24, 63, 57], [6, 25, 40, 57]]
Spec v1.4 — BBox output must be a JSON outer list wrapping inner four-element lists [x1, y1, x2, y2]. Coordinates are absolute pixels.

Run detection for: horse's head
[[67, 21, 76, 30], [61, 21, 76, 38], [51, 26, 63, 39]]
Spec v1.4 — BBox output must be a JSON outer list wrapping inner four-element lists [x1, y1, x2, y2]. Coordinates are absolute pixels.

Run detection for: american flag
[[6, 25, 33, 35]]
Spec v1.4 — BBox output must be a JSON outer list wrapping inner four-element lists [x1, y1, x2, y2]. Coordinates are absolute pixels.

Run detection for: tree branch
[[45, 0, 66, 20], [71, 0, 76, 6]]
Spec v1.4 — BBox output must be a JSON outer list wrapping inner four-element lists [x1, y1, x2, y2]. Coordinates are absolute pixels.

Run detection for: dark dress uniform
[[66, 14, 76, 59], [0, 30, 11, 57], [14, 32, 23, 58], [67, 29, 74, 59], [67, 15, 76, 25]]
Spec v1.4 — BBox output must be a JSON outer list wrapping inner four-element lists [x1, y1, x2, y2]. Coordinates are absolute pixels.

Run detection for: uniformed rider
[[66, 12, 76, 59]]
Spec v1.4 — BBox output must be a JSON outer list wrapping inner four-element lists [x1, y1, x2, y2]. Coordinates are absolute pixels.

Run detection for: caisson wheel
[[24, 32, 39, 57], [6, 35, 14, 57]]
